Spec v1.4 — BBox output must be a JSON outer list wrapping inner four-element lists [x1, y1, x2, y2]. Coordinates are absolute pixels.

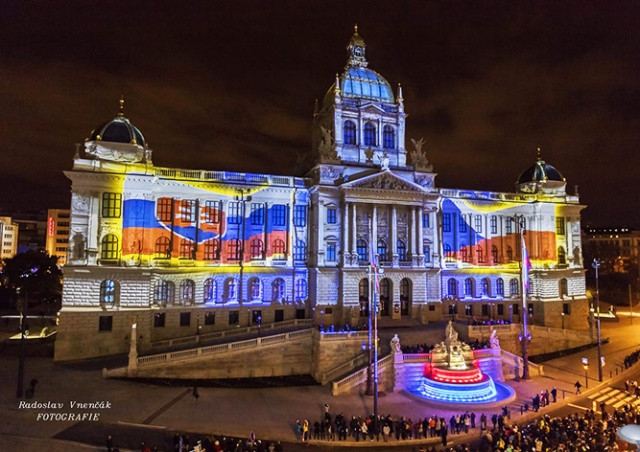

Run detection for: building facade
[[0, 216, 19, 260], [45, 209, 71, 265], [55, 29, 589, 361]]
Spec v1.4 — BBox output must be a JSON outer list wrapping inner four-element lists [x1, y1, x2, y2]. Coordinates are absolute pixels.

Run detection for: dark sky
[[1, 1, 639, 227]]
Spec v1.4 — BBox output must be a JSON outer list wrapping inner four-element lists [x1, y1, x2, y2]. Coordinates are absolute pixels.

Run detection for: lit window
[[364, 122, 377, 146], [556, 217, 565, 235], [465, 278, 474, 297], [180, 280, 194, 304], [101, 234, 119, 260], [558, 246, 566, 265], [383, 125, 394, 149], [294, 240, 306, 262], [154, 237, 170, 258], [250, 239, 264, 259], [102, 193, 122, 218], [357, 239, 368, 263], [459, 215, 467, 233], [443, 213, 451, 232], [179, 200, 196, 224], [248, 278, 261, 300], [447, 279, 457, 297], [377, 239, 387, 261], [423, 242, 431, 262], [272, 204, 287, 226], [344, 120, 357, 145], [295, 279, 308, 300], [203, 239, 220, 260], [422, 212, 430, 228], [224, 278, 236, 301], [481, 278, 490, 296], [272, 278, 285, 301], [203, 278, 216, 303], [491, 245, 498, 263], [272, 239, 286, 259], [100, 280, 116, 304], [490, 216, 497, 234], [476, 245, 484, 263], [228, 202, 241, 225], [154, 280, 174, 305], [227, 239, 241, 260], [327, 208, 337, 224], [475, 215, 483, 233], [294, 205, 307, 227], [250, 203, 264, 225], [204, 201, 221, 224], [326, 243, 336, 262], [156, 198, 172, 222], [496, 278, 504, 296], [510, 279, 519, 296], [179, 239, 194, 259]]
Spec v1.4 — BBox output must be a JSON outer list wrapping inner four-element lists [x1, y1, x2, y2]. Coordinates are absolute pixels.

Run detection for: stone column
[[391, 206, 398, 267], [411, 207, 418, 258], [342, 201, 350, 266], [372, 204, 377, 260], [351, 203, 357, 255], [317, 201, 324, 265], [127, 320, 138, 377]]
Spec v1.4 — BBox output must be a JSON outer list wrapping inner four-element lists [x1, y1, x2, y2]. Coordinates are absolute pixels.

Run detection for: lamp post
[[16, 287, 27, 398], [582, 357, 589, 389], [515, 215, 530, 380], [236, 189, 252, 305], [561, 312, 565, 330], [592, 258, 603, 382]]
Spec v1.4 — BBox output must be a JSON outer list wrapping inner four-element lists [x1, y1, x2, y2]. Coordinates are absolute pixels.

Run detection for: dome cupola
[[516, 148, 566, 195]]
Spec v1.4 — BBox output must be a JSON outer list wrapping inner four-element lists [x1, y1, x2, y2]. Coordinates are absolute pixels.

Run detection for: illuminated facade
[[55, 29, 588, 360], [45, 209, 71, 265], [0, 216, 19, 260]]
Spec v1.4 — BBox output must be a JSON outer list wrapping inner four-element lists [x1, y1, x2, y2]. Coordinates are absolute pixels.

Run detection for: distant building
[[46, 209, 71, 265], [0, 209, 47, 253], [0, 216, 19, 260], [582, 227, 640, 274]]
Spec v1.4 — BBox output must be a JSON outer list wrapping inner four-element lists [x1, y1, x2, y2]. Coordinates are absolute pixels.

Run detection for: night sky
[[1, 1, 639, 227]]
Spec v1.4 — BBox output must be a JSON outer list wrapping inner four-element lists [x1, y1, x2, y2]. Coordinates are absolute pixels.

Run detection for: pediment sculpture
[[318, 126, 339, 163], [350, 173, 417, 191]]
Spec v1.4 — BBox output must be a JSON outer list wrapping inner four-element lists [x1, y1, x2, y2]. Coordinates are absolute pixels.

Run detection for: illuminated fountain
[[411, 321, 515, 404]]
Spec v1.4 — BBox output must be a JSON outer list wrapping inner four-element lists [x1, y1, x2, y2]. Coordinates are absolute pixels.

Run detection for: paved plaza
[[1, 318, 640, 451]]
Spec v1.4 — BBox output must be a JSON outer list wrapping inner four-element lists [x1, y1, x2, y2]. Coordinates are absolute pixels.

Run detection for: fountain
[[410, 321, 515, 404]]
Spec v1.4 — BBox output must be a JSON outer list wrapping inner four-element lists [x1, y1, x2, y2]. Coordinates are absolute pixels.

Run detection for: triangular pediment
[[342, 169, 426, 192], [360, 103, 385, 114]]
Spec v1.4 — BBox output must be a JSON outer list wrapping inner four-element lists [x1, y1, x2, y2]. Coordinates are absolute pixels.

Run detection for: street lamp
[[582, 357, 589, 389], [592, 258, 603, 382], [514, 214, 530, 380], [561, 312, 565, 330]]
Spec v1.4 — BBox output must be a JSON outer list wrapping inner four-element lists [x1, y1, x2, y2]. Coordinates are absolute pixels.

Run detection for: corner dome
[[86, 97, 145, 146], [517, 159, 565, 185]]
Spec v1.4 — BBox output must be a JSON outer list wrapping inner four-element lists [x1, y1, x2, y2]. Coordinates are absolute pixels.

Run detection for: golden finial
[[117, 95, 125, 117], [354, 24, 358, 34], [537, 146, 542, 161]]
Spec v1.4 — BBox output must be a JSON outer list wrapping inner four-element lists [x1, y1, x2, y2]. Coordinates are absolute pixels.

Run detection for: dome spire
[[117, 95, 125, 117], [537, 146, 542, 161], [346, 24, 367, 67]]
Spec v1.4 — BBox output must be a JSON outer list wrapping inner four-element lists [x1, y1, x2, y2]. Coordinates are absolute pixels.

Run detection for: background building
[[45, 209, 71, 265], [0, 216, 19, 260], [55, 30, 589, 361]]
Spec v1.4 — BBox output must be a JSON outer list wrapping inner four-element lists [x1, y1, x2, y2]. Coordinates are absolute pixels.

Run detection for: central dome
[[341, 66, 394, 102]]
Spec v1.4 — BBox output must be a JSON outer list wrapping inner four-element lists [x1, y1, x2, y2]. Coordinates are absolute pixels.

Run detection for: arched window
[[203, 278, 216, 303], [491, 245, 499, 263], [510, 278, 519, 296], [383, 125, 395, 149], [101, 234, 119, 260], [559, 278, 568, 297], [476, 245, 484, 263], [179, 239, 194, 259], [397, 240, 407, 262], [481, 278, 490, 296], [381, 278, 393, 315], [154, 237, 170, 258], [465, 278, 475, 297], [250, 239, 264, 259], [295, 279, 308, 301], [272, 278, 285, 302], [248, 277, 262, 300], [356, 239, 368, 263], [506, 245, 513, 262], [364, 122, 377, 146], [294, 240, 306, 262], [496, 278, 505, 297], [377, 239, 387, 261], [154, 280, 174, 305], [228, 239, 241, 260], [460, 246, 468, 263], [344, 120, 357, 145], [272, 239, 286, 259], [444, 244, 454, 262], [224, 278, 236, 301], [558, 246, 566, 265], [204, 239, 220, 260], [180, 280, 195, 304], [100, 280, 117, 305], [447, 278, 458, 297]]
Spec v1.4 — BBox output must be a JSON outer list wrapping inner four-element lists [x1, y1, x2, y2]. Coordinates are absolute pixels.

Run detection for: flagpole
[[365, 218, 374, 396], [517, 215, 530, 380]]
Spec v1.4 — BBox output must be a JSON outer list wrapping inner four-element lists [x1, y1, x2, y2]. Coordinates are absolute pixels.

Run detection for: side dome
[[516, 152, 566, 195], [88, 116, 145, 146]]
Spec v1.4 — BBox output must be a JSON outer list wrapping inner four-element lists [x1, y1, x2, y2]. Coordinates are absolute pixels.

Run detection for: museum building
[[55, 29, 588, 361]]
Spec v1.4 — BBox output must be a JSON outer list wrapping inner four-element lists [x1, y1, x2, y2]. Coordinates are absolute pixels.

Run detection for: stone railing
[[316, 330, 370, 341], [154, 167, 307, 188], [332, 353, 393, 396], [150, 319, 313, 349], [319, 354, 368, 385], [137, 329, 312, 368], [501, 349, 544, 377]]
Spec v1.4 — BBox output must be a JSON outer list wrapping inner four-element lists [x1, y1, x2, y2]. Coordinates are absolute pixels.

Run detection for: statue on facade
[[318, 126, 339, 162], [445, 319, 459, 344], [489, 329, 501, 351], [409, 137, 434, 172], [364, 147, 375, 163], [391, 334, 402, 354], [379, 152, 390, 170]]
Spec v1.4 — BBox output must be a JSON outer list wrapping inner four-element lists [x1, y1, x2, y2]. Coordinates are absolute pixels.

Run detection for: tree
[[1, 250, 62, 310]]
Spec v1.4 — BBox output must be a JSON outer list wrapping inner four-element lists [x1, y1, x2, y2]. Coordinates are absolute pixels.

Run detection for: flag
[[522, 230, 532, 291], [370, 241, 380, 294]]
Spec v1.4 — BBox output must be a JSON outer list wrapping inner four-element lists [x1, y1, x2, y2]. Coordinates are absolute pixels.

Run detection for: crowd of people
[[623, 348, 640, 369], [400, 338, 491, 354], [105, 432, 284, 452]]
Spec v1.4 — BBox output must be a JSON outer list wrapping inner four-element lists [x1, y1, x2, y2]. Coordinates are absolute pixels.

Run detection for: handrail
[[321, 354, 368, 384], [332, 354, 393, 395]]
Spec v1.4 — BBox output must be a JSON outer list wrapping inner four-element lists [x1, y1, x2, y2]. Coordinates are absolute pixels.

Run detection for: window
[[179, 200, 196, 223], [272, 278, 285, 301], [295, 308, 306, 319], [377, 239, 387, 261], [364, 122, 377, 146], [252, 310, 262, 325], [294, 240, 306, 262], [100, 280, 116, 304], [274, 309, 284, 322], [204, 312, 215, 325], [180, 280, 194, 304], [465, 278, 474, 297], [422, 212, 430, 228], [490, 216, 497, 234], [510, 279, 519, 296], [154, 280, 174, 305], [356, 239, 368, 263], [250, 203, 264, 225], [179, 239, 194, 259], [326, 243, 336, 262], [224, 278, 236, 301], [558, 247, 566, 265], [98, 316, 113, 332], [203, 278, 216, 303], [506, 245, 513, 262], [447, 279, 458, 297], [154, 237, 170, 258], [443, 213, 451, 232], [475, 215, 483, 233], [228, 310, 239, 325], [228, 202, 241, 224], [272, 204, 287, 226], [228, 239, 241, 260], [344, 120, 356, 145], [460, 246, 468, 263], [491, 245, 498, 263], [327, 208, 337, 224], [157, 198, 173, 223], [563, 303, 571, 315], [180, 312, 191, 327], [481, 278, 490, 296], [505, 217, 513, 234], [559, 278, 568, 297], [497, 304, 504, 316], [482, 304, 488, 316], [383, 125, 395, 149], [444, 244, 454, 262], [250, 239, 264, 259], [476, 245, 484, 263], [496, 278, 504, 296], [102, 193, 122, 218], [556, 217, 565, 235], [295, 279, 308, 300], [359, 279, 369, 316], [154, 313, 165, 328], [204, 200, 221, 224], [101, 234, 119, 260], [397, 240, 407, 262], [272, 239, 286, 259], [459, 215, 467, 233], [203, 239, 220, 260], [423, 242, 431, 262], [248, 278, 261, 300], [512, 303, 519, 315], [528, 303, 534, 316], [294, 205, 307, 227]]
